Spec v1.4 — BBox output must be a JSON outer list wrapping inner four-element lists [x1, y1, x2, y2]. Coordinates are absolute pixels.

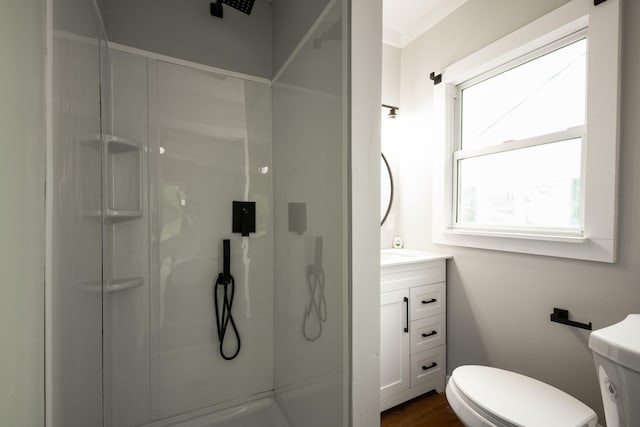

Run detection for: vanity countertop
[[380, 248, 451, 267]]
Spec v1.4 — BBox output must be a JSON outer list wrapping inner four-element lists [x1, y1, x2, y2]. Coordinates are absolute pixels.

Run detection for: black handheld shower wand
[[214, 239, 241, 360]]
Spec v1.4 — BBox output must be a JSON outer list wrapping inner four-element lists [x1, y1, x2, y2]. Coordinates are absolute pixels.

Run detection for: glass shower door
[[272, 2, 349, 425], [147, 61, 274, 419]]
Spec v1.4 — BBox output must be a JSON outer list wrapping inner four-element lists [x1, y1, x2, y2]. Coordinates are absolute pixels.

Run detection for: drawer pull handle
[[421, 330, 437, 338], [403, 297, 409, 333], [422, 362, 438, 371], [422, 298, 437, 305]]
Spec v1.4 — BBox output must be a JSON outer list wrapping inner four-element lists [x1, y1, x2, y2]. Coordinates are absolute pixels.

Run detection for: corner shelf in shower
[[104, 209, 143, 221], [106, 276, 144, 292], [77, 134, 144, 221], [104, 134, 144, 222]]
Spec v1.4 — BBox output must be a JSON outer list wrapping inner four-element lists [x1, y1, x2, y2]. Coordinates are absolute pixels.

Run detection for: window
[[433, 0, 621, 262], [456, 34, 586, 233]]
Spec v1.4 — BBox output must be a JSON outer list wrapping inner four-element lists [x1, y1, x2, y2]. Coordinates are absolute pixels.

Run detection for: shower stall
[[48, 0, 350, 425]]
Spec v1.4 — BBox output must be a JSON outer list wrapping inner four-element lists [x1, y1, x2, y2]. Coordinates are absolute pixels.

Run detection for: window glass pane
[[461, 38, 586, 149], [457, 139, 581, 228]]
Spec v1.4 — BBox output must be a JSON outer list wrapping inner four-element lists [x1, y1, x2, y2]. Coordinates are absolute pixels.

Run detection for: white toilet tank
[[589, 314, 640, 427]]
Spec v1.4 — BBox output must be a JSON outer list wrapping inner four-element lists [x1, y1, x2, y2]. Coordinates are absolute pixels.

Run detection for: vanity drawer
[[410, 313, 446, 354], [410, 345, 446, 388], [381, 259, 446, 293], [410, 282, 445, 321]]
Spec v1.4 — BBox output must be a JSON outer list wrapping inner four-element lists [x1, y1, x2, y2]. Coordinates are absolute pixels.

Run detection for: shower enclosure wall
[[49, 0, 348, 426]]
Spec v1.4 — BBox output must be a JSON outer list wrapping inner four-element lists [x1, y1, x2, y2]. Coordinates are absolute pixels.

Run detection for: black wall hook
[[550, 308, 592, 330]]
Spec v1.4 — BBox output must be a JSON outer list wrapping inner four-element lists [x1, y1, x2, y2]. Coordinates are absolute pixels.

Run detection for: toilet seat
[[447, 376, 508, 427], [446, 366, 597, 427]]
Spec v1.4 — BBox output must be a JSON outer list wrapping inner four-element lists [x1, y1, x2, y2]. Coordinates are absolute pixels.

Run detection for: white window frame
[[432, 0, 621, 263]]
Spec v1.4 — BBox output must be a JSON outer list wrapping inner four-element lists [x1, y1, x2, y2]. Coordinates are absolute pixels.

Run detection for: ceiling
[[383, 0, 469, 48]]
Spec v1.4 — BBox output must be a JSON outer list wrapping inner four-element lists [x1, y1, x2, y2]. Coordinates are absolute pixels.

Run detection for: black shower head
[[210, 0, 256, 18], [223, 0, 255, 14]]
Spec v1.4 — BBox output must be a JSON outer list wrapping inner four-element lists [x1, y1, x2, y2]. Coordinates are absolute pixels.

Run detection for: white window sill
[[444, 228, 586, 244], [434, 228, 614, 263]]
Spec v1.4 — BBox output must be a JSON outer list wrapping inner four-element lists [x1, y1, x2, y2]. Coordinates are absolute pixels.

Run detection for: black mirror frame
[[381, 152, 394, 226]]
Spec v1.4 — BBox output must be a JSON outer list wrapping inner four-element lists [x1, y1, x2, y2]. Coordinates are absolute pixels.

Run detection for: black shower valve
[[232, 201, 256, 236]]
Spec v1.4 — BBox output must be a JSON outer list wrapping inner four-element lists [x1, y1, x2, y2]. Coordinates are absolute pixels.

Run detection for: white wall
[[54, 0, 106, 38], [272, 0, 331, 76], [105, 0, 338, 80], [0, 1, 45, 426], [95, 0, 106, 18], [104, 0, 272, 78], [397, 0, 640, 421], [382, 44, 400, 106], [381, 43, 401, 248]]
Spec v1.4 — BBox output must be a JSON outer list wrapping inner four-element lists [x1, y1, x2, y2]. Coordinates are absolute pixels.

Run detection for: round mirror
[[381, 152, 394, 226]]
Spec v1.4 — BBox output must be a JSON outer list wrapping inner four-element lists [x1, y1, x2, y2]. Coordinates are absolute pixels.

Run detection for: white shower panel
[[148, 60, 273, 420], [50, 28, 104, 427]]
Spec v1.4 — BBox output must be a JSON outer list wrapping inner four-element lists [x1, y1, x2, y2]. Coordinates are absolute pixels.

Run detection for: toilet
[[446, 314, 640, 427]]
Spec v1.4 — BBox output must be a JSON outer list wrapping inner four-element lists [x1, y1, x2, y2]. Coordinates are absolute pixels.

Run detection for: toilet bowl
[[446, 314, 640, 427]]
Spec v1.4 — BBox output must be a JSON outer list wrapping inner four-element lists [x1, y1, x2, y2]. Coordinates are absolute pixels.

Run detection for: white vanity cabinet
[[380, 249, 449, 411]]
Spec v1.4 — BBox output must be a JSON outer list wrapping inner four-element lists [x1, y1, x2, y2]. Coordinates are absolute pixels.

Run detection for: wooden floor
[[381, 391, 465, 427]]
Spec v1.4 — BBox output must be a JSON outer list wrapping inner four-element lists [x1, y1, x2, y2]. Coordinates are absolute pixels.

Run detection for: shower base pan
[[146, 393, 289, 427]]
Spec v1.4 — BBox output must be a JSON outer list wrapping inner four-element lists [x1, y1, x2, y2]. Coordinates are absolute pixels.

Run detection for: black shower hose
[[214, 272, 241, 360], [303, 265, 327, 342]]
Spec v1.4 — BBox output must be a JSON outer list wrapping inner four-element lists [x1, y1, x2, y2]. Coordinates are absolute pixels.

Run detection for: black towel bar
[[550, 308, 592, 330]]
